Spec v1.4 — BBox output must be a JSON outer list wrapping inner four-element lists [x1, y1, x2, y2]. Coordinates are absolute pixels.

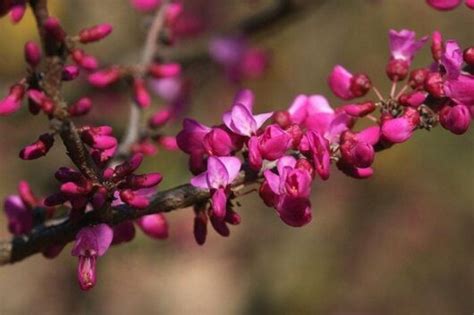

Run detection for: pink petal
[[207, 156, 229, 188]]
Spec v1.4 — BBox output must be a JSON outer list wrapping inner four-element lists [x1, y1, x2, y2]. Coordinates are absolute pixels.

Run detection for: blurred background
[[0, 0, 473, 314]]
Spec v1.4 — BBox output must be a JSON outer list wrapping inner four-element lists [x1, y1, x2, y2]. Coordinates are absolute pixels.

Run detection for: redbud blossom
[[24, 41, 41, 67], [71, 224, 113, 291], [409, 68, 429, 89], [125, 173, 163, 189], [19, 133, 54, 160], [193, 210, 208, 245], [381, 108, 420, 144], [191, 156, 241, 219], [79, 24, 113, 43], [222, 89, 273, 137], [4, 195, 33, 235], [9, 3, 26, 24], [119, 189, 150, 209], [463, 47, 474, 65], [431, 31, 444, 61]]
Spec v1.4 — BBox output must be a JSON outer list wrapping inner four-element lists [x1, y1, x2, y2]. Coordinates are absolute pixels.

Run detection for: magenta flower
[[340, 126, 380, 169], [0, 84, 25, 116], [289, 94, 351, 144], [327, 66, 371, 100], [136, 214, 169, 239], [191, 156, 241, 219], [71, 224, 113, 291], [247, 124, 291, 170], [263, 156, 312, 227], [223, 89, 273, 137], [381, 108, 420, 144], [441, 40, 463, 79], [389, 29, 428, 63], [301, 130, 331, 180]]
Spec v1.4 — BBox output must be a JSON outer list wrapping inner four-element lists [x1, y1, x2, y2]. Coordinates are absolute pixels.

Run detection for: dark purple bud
[[409, 68, 429, 90], [193, 211, 208, 245], [439, 104, 471, 135], [386, 59, 409, 81], [350, 73, 371, 97], [44, 17, 66, 42], [272, 110, 291, 129], [19, 133, 54, 160], [424, 72, 445, 98]]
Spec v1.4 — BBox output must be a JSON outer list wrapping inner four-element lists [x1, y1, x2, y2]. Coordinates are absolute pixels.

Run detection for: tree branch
[[0, 166, 257, 265]]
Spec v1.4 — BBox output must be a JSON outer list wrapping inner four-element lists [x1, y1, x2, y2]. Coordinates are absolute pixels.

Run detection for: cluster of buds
[[177, 28, 472, 243]]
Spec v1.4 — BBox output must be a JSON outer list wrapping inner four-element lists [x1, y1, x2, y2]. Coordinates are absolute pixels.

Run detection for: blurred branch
[[116, 1, 170, 160]]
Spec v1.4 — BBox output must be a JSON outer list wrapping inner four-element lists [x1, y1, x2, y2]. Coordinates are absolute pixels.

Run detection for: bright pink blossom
[[71, 224, 113, 291]]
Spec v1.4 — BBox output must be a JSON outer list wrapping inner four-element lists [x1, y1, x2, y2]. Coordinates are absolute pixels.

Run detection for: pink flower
[[191, 156, 241, 219], [327, 66, 371, 100], [389, 29, 428, 63], [19, 133, 55, 160], [441, 40, 463, 79], [301, 130, 331, 180], [247, 124, 291, 170], [71, 224, 113, 291], [289, 94, 351, 144], [223, 89, 273, 137], [263, 156, 312, 227], [381, 108, 420, 144]]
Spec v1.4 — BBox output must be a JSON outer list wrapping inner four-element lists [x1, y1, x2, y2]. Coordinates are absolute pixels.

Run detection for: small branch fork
[[0, 0, 296, 266]]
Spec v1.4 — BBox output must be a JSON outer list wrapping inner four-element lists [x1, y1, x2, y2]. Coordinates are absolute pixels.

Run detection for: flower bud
[[81, 126, 117, 150], [131, 140, 158, 156], [193, 211, 208, 245], [272, 110, 291, 129], [9, 3, 26, 24], [439, 104, 471, 135], [133, 78, 151, 108], [60, 181, 93, 196], [55, 167, 83, 183], [463, 47, 474, 66], [24, 41, 41, 68], [125, 173, 163, 189], [119, 189, 149, 209], [398, 91, 427, 108], [0, 84, 25, 116], [88, 67, 121, 87], [18, 181, 37, 209], [210, 215, 230, 237], [340, 101, 376, 117], [62, 65, 81, 81], [386, 59, 409, 81], [295, 158, 315, 179], [113, 153, 143, 179], [424, 72, 445, 98], [409, 68, 429, 90], [137, 214, 168, 239], [68, 97, 92, 116], [44, 17, 66, 42], [148, 63, 181, 79], [148, 109, 171, 129], [224, 209, 241, 225], [426, 0, 461, 11], [466, 0, 474, 9], [431, 31, 444, 61], [159, 136, 178, 150], [44, 192, 68, 207], [72, 49, 99, 71], [79, 24, 113, 43], [19, 133, 54, 160], [350, 73, 372, 97]]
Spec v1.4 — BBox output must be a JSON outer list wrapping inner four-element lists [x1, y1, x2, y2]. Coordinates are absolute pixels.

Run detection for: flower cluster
[[178, 28, 472, 243], [0, 0, 471, 293]]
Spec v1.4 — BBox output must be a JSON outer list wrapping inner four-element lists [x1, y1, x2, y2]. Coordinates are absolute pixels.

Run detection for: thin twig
[[116, 1, 170, 160]]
